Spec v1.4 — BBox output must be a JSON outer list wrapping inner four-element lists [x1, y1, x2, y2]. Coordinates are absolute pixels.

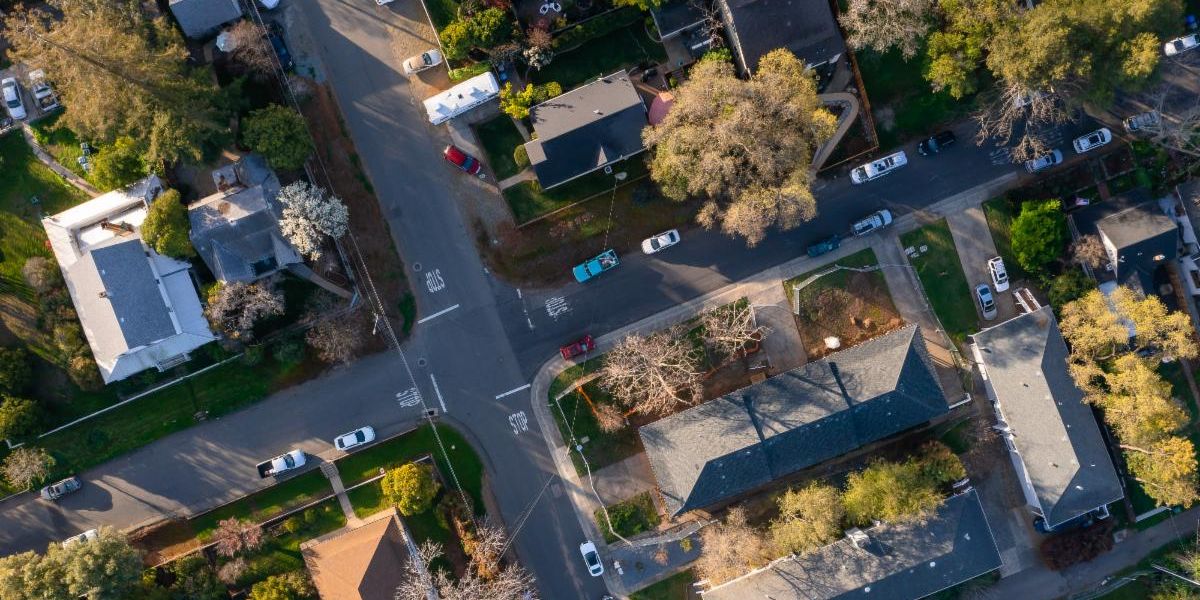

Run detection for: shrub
[[68, 355, 103, 391], [90, 136, 147, 192], [0, 347, 32, 395], [272, 336, 306, 367], [242, 105, 314, 171], [552, 7, 641, 50], [22, 257, 62, 295], [513, 144, 530, 169], [141, 189, 194, 258], [0, 396, 38, 440], [248, 571, 313, 600], [381, 462, 441, 516], [1011, 199, 1067, 273], [281, 516, 302, 535], [448, 61, 492, 82], [1048, 269, 1095, 308], [241, 345, 265, 366]]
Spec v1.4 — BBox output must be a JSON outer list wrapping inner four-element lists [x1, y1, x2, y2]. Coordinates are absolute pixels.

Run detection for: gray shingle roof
[[524, 71, 647, 189], [169, 0, 242, 39], [640, 325, 948, 516], [83, 240, 178, 349], [702, 489, 1003, 600], [718, 0, 846, 74], [970, 307, 1123, 528], [651, 0, 708, 38], [1098, 200, 1177, 293]]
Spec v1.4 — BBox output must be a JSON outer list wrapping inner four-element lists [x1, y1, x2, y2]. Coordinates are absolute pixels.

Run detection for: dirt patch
[[299, 82, 415, 340], [793, 270, 903, 360], [130, 519, 203, 566]]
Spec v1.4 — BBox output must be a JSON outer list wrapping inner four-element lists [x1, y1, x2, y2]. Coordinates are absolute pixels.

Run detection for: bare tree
[[974, 81, 1074, 164], [1, 447, 54, 490], [592, 401, 626, 433], [462, 520, 507, 579], [216, 557, 247, 585], [226, 20, 276, 76], [205, 281, 284, 341], [1071, 234, 1109, 270], [695, 506, 770, 585], [393, 539, 539, 600], [1139, 89, 1200, 158], [700, 302, 769, 362], [599, 325, 704, 416], [305, 309, 367, 365], [839, 0, 936, 59], [212, 518, 265, 558], [21, 256, 62, 295]]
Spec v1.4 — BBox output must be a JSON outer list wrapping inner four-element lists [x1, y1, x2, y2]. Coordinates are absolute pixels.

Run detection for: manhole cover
[[417, 358, 427, 367], [413, 262, 422, 272]]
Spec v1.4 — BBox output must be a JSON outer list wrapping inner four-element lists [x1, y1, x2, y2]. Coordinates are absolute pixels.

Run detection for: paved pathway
[[319, 462, 362, 528], [498, 169, 535, 190]]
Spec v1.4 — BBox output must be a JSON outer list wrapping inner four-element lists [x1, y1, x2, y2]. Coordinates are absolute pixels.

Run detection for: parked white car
[[975, 284, 998, 320], [579, 541, 603, 576], [850, 151, 907, 184], [62, 529, 98, 547], [641, 229, 680, 254], [851, 209, 893, 237], [334, 426, 376, 451], [2, 78, 26, 121], [1024, 149, 1063, 173], [1164, 34, 1200, 56], [1073, 128, 1112, 154], [403, 49, 444, 75], [987, 257, 1009, 292], [1124, 110, 1160, 133]]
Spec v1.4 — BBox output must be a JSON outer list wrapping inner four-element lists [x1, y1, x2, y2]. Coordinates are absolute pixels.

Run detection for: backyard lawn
[[900, 219, 977, 342], [981, 197, 1027, 281], [631, 569, 696, 600], [855, 47, 978, 150], [783, 248, 902, 359], [502, 155, 648, 223], [475, 115, 525, 181], [531, 22, 666, 90]]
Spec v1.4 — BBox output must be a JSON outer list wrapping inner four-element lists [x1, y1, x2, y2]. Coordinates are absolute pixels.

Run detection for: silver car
[[1024, 149, 1063, 173], [975, 284, 998, 320], [2, 78, 26, 121]]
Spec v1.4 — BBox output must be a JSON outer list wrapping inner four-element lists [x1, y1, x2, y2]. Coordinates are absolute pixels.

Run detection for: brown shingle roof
[[303, 511, 410, 600]]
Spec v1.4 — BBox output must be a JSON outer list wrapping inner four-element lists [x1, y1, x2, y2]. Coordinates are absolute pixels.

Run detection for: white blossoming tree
[[277, 182, 350, 258]]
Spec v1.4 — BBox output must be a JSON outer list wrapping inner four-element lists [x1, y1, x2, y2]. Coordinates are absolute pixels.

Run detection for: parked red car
[[442, 144, 483, 176], [559, 335, 595, 360]]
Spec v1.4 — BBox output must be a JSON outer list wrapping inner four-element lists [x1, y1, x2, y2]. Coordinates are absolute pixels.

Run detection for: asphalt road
[[0, 5, 1104, 597]]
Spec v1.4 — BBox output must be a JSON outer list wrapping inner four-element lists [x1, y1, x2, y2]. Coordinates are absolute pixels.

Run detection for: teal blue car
[[573, 250, 619, 283]]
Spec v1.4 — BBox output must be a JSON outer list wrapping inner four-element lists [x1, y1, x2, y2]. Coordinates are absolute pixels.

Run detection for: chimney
[[846, 528, 870, 550]]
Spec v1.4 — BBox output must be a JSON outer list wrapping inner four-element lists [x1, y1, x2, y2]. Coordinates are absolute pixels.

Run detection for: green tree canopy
[[1010, 199, 1066, 273], [1047, 269, 1096, 309], [248, 571, 314, 600], [0, 346, 32, 395], [0, 527, 143, 600], [439, 8, 513, 60], [499, 82, 563, 119], [381, 462, 441, 516], [768, 482, 844, 555], [0, 396, 38, 440], [91, 136, 148, 192], [141, 189, 194, 258], [924, 0, 1016, 98], [242, 105, 313, 171]]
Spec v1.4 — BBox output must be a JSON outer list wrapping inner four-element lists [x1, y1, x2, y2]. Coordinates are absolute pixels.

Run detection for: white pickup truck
[[256, 449, 306, 478], [28, 70, 60, 114]]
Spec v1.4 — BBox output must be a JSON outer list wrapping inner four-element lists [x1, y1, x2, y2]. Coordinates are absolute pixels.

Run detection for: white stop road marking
[[509, 411, 529, 435]]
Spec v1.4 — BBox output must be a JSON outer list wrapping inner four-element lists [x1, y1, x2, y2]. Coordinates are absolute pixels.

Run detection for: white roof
[[423, 72, 500, 125]]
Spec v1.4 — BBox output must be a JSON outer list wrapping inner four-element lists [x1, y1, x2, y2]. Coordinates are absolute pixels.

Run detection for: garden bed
[[900, 219, 977, 342], [783, 248, 902, 359]]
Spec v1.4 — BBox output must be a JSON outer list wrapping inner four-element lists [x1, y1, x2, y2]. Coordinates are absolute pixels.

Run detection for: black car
[[265, 23, 294, 72], [917, 130, 957, 156]]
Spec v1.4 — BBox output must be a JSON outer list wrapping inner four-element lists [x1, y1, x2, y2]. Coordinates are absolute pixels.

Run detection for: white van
[[851, 151, 907, 184]]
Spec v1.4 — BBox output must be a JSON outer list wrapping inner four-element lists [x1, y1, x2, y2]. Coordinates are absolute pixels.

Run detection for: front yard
[[981, 197, 1027, 281], [855, 47, 978, 150], [594, 490, 660, 542], [783, 248, 902, 359], [550, 361, 645, 477], [631, 569, 696, 600], [475, 115, 525, 181], [900, 219, 977, 342], [502, 155, 649, 224]]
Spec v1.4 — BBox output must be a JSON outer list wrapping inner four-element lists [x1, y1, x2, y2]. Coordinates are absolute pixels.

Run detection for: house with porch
[[42, 176, 217, 384], [970, 306, 1124, 531]]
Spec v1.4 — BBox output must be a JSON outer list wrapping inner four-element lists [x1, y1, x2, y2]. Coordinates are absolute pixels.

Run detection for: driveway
[[945, 206, 1018, 323]]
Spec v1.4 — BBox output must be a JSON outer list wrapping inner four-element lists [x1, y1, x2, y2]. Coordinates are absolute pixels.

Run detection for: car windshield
[[585, 552, 599, 566], [355, 431, 365, 443], [283, 455, 295, 468], [5, 96, 17, 109]]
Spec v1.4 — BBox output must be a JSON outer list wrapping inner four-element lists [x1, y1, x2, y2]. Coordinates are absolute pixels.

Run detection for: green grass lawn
[[550, 378, 644, 477], [854, 47, 978, 150], [981, 197, 1028, 281], [192, 470, 334, 541], [594, 491, 660, 543], [0, 132, 88, 294], [631, 569, 696, 600], [475, 115, 525, 181], [531, 23, 666, 90], [27, 113, 89, 182], [900, 219, 978, 343], [424, 0, 459, 30], [502, 156, 648, 223], [335, 424, 485, 513]]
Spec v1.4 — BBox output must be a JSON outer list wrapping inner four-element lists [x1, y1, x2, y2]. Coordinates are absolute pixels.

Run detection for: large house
[[640, 325, 949, 516], [523, 71, 647, 190], [42, 176, 217, 384], [1070, 189, 1179, 295], [702, 489, 1003, 599], [717, 0, 845, 76], [970, 306, 1124, 530], [302, 509, 419, 600], [189, 155, 302, 283]]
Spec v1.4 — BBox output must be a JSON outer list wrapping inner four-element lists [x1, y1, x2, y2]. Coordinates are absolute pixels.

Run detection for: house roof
[[168, 0, 243, 39], [970, 307, 1124, 528], [189, 155, 301, 283], [1098, 200, 1178, 293], [702, 489, 1003, 600], [303, 511, 412, 600], [718, 0, 845, 74], [651, 0, 708, 38], [43, 176, 215, 384], [524, 71, 647, 189], [640, 325, 949, 516]]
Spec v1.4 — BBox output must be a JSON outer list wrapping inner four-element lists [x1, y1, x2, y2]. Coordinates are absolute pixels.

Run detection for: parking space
[[945, 206, 1018, 324]]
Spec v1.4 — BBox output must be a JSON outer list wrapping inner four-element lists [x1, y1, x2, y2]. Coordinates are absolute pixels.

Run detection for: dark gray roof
[[524, 71, 647, 189], [702, 489, 1003, 600], [718, 0, 845, 74], [86, 240, 177, 348], [970, 307, 1124, 528], [1098, 200, 1177, 293], [640, 325, 948, 516], [651, 0, 708, 38], [189, 155, 301, 283], [169, 0, 242, 39]]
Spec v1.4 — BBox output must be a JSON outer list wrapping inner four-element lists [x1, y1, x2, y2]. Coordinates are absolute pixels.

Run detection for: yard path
[[497, 169, 535, 191], [20, 124, 100, 198]]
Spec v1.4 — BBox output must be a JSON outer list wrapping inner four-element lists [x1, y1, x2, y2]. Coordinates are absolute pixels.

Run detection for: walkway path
[[319, 462, 362, 528], [497, 169, 536, 190], [20, 125, 100, 198]]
